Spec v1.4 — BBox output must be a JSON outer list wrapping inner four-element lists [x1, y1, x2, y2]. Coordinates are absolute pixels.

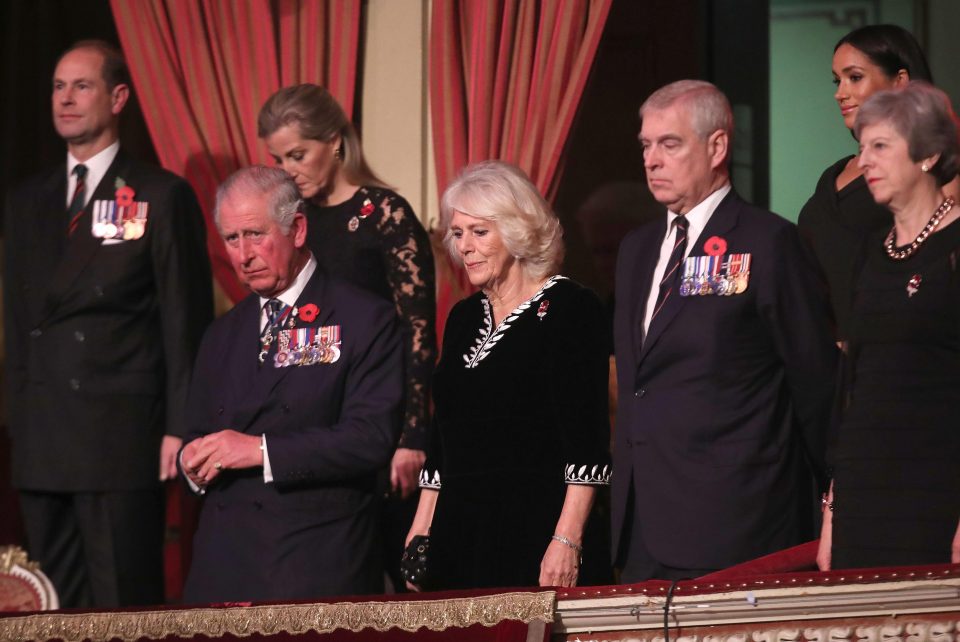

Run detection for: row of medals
[[679, 253, 752, 297], [91, 200, 149, 240], [274, 327, 341, 368]]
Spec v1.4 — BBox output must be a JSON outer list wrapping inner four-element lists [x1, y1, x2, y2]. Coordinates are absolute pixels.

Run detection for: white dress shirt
[[641, 184, 731, 335], [66, 141, 120, 207]]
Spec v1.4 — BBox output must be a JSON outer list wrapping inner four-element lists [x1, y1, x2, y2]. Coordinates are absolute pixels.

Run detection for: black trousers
[[19, 488, 164, 608]]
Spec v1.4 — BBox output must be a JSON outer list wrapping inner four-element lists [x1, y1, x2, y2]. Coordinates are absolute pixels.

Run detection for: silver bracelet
[[551, 534, 582, 552]]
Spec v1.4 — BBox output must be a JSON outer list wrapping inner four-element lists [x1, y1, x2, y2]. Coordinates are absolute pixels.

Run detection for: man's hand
[[159, 435, 182, 481], [390, 448, 426, 499], [182, 430, 263, 487]]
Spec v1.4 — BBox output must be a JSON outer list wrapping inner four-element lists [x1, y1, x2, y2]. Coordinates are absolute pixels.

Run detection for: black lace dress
[[419, 276, 611, 590], [831, 222, 960, 568], [305, 186, 436, 449]]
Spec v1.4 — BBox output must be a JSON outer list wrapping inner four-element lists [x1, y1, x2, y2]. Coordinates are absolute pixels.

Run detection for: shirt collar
[[667, 183, 731, 227], [67, 141, 120, 205], [668, 184, 731, 256], [259, 253, 317, 312]]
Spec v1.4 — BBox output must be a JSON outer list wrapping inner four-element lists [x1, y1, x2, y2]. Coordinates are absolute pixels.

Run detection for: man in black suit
[[611, 80, 837, 582], [3, 41, 213, 606], [180, 166, 402, 602]]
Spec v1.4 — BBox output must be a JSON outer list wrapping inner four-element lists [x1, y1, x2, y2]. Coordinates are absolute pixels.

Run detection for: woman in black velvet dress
[[817, 83, 960, 570], [798, 25, 935, 341], [405, 161, 611, 590]]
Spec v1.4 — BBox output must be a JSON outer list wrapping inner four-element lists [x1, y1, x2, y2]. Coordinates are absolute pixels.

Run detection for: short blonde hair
[[440, 161, 564, 281]]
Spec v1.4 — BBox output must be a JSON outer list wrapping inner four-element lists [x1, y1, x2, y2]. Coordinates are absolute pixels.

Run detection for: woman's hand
[[817, 484, 834, 571], [403, 489, 439, 592], [539, 538, 580, 587], [816, 520, 832, 571], [390, 448, 426, 499], [951, 519, 960, 564]]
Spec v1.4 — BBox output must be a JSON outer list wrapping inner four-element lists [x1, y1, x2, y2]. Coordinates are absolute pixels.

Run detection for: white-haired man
[[180, 166, 402, 601]]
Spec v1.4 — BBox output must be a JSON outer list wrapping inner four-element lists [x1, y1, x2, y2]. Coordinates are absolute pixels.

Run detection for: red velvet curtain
[[110, 0, 361, 303], [430, 0, 612, 339]]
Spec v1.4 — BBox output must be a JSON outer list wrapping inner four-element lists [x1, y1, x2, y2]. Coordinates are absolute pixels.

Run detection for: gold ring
[[214, 462, 223, 470]]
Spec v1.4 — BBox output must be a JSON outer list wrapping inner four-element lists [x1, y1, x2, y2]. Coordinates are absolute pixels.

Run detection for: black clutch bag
[[400, 535, 430, 585]]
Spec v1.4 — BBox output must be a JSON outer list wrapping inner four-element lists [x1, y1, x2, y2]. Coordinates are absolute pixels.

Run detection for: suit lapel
[[637, 190, 741, 366], [629, 217, 666, 361], [27, 168, 70, 322], [40, 150, 132, 322], [230, 268, 335, 432]]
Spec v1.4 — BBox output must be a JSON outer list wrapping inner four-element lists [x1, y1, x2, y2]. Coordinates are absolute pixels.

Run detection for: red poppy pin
[[298, 303, 320, 323], [359, 198, 375, 218], [115, 185, 136, 207], [704, 236, 727, 257]]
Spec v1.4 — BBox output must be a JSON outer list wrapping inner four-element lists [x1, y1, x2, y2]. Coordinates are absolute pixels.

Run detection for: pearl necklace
[[884, 196, 955, 260]]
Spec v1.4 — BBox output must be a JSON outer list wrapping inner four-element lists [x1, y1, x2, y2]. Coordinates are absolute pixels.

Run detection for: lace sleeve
[[373, 190, 438, 450]]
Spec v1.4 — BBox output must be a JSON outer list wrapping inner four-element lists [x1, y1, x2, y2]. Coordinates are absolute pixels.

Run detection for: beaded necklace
[[884, 196, 955, 261]]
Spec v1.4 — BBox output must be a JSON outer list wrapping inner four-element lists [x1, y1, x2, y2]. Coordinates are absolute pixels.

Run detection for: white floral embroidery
[[419, 468, 441, 489], [462, 275, 566, 368], [565, 463, 611, 485]]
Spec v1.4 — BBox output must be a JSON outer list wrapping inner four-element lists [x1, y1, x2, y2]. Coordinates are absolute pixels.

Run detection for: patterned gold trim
[[0, 590, 555, 642], [0, 547, 38, 574]]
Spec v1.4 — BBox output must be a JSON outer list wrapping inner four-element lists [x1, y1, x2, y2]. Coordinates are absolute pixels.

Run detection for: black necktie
[[67, 164, 88, 236], [650, 214, 688, 323]]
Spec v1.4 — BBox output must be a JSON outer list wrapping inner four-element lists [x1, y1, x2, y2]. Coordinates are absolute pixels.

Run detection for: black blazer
[[3, 148, 213, 491], [611, 190, 838, 571], [181, 267, 403, 603]]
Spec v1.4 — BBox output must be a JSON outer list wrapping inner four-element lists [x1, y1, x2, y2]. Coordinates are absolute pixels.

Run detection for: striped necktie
[[650, 214, 688, 322], [67, 164, 88, 236]]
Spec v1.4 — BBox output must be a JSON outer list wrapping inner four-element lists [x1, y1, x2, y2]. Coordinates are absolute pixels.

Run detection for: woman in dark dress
[[798, 25, 934, 340], [258, 85, 437, 589], [405, 161, 611, 590], [817, 82, 960, 570]]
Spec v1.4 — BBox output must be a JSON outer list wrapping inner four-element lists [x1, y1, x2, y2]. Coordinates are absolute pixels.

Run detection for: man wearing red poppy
[[3, 40, 212, 607], [178, 166, 402, 602], [611, 80, 838, 582]]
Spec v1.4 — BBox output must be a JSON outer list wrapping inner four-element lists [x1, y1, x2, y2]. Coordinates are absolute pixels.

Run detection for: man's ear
[[291, 212, 308, 248], [111, 83, 130, 115], [708, 129, 729, 170]]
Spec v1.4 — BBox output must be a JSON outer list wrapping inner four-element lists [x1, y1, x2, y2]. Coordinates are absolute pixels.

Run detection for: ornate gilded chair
[[0, 546, 59, 611]]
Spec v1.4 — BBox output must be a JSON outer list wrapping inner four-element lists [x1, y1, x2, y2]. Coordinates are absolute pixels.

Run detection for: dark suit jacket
[[4, 148, 213, 491], [181, 267, 402, 603], [611, 190, 837, 571]]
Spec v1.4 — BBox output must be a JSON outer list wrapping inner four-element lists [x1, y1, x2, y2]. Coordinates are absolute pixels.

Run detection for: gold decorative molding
[[565, 620, 960, 642], [0, 590, 555, 642], [0, 547, 38, 574], [557, 577, 960, 634]]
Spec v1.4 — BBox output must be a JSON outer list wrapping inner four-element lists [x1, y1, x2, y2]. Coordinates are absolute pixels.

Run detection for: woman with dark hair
[[797, 24, 942, 340], [817, 82, 960, 569], [258, 84, 437, 589]]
